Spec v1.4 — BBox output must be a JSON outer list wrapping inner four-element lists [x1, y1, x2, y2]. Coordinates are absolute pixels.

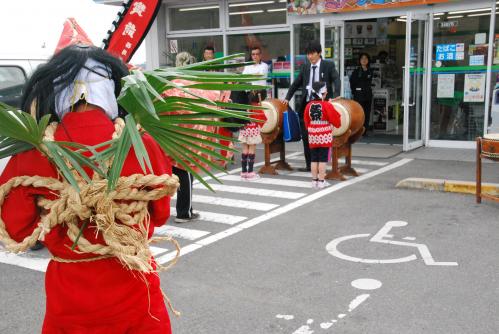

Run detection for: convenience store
[[102, 0, 498, 150]]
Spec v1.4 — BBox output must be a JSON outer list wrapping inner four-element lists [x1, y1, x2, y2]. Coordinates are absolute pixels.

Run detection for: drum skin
[[330, 98, 364, 137], [260, 99, 284, 134]]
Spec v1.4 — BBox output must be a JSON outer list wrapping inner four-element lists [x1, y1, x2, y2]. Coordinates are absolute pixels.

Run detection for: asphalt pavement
[[1, 144, 498, 334]]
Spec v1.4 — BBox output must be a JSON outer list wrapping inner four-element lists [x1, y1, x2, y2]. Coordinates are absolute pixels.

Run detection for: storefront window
[[488, 12, 499, 134], [165, 36, 223, 66], [430, 9, 492, 141], [228, 31, 290, 99], [169, 5, 220, 31], [228, 0, 287, 28]]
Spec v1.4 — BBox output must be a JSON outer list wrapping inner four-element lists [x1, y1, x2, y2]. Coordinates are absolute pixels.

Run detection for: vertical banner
[[102, 0, 162, 63]]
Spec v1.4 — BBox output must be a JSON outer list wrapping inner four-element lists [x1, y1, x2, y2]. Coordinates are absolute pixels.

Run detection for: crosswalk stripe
[[171, 208, 247, 225], [350, 159, 388, 166], [221, 174, 313, 188], [193, 183, 306, 199], [287, 155, 388, 167], [187, 194, 279, 211], [149, 246, 169, 256], [0, 251, 49, 272], [154, 225, 210, 241]]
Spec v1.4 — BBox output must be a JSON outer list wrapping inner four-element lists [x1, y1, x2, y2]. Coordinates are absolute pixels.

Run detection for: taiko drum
[[329, 98, 365, 137]]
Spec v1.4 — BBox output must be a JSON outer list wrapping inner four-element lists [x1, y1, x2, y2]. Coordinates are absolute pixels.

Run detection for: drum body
[[260, 99, 286, 143], [330, 99, 365, 137], [482, 134, 499, 160]]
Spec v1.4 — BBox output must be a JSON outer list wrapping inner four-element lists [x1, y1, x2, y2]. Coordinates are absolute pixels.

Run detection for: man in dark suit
[[282, 40, 341, 172]]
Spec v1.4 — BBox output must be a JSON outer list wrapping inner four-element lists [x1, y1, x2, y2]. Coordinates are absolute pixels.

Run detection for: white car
[[0, 55, 48, 174], [0, 55, 48, 108]]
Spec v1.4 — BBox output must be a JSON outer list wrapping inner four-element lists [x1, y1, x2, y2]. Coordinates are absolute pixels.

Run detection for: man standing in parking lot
[[281, 40, 340, 172]]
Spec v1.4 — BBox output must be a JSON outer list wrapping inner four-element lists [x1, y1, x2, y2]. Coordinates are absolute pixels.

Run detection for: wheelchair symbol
[[326, 221, 458, 266]]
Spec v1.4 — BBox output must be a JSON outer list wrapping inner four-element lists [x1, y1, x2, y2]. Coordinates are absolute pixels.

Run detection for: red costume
[[0, 110, 172, 334], [304, 100, 341, 148]]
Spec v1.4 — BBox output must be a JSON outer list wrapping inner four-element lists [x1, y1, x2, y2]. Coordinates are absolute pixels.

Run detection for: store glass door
[[323, 21, 344, 96], [403, 13, 428, 150]]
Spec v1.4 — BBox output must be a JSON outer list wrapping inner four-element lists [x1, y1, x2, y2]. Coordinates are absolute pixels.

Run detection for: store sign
[[436, 43, 464, 61], [438, 21, 459, 29], [288, 0, 455, 15]]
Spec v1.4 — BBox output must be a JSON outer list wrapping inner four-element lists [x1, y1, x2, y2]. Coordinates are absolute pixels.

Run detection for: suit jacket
[[285, 58, 341, 113]]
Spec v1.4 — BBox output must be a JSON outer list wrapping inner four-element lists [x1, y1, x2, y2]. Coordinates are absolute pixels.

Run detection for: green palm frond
[[0, 54, 268, 192]]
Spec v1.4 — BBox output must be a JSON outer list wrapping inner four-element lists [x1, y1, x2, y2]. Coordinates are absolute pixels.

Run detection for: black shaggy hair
[[21, 44, 129, 122]]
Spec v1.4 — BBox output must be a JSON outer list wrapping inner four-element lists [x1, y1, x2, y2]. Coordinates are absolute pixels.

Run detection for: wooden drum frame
[[326, 98, 366, 181], [476, 134, 499, 204], [258, 99, 293, 175]]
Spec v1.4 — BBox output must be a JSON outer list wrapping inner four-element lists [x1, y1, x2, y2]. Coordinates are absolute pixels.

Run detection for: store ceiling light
[[433, 17, 441, 20], [279, 0, 287, 2], [229, 10, 264, 15], [448, 8, 490, 15], [229, 1, 274, 7], [396, 19, 406, 22], [446, 15, 463, 19], [467, 12, 493, 17], [179, 5, 219, 11], [434, 13, 445, 16], [267, 8, 287, 12]]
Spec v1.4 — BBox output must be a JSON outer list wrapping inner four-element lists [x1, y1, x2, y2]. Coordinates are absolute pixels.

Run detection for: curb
[[396, 178, 499, 196]]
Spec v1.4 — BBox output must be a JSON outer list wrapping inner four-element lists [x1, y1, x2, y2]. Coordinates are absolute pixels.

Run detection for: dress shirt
[[307, 59, 321, 101], [242, 62, 269, 87]]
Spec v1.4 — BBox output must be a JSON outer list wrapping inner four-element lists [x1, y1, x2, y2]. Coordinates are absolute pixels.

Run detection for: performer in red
[[238, 93, 266, 181], [0, 45, 173, 333], [304, 81, 341, 189]]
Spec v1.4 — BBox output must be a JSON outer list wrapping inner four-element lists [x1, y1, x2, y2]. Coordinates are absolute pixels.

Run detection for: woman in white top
[[242, 46, 269, 101]]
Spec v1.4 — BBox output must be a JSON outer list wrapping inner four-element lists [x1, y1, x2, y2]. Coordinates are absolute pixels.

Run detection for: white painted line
[[292, 325, 314, 334], [221, 174, 313, 188], [0, 251, 49, 272], [195, 226, 244, 246], [156, 159, 413, 265], [171, 208, 247, 225], [154, 225, 210, 241], [288, 172, 313, 178], [189, 194, 279, 211], [0, 157, 10, 175], [149, 246, 169, 256], [348, 294, 370, 312], [237, 159, 413, 230], [194, 183, 306, 199], [155, 243, 203, 264]]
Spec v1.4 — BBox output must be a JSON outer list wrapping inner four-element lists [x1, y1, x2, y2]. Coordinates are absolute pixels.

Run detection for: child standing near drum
[[304, 81, 341, 189], [239, 92, 266, 180]]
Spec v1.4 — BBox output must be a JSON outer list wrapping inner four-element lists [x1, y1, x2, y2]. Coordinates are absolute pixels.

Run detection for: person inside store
[[350, 52, 374, 135], [203, 46, 215, 61], [242, 46, 269, 102], [281, 40, 341, 172]]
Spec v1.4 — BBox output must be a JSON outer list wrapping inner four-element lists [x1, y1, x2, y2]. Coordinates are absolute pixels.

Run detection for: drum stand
[[259, 137, 293, 175], [326, 127, 365, 181]]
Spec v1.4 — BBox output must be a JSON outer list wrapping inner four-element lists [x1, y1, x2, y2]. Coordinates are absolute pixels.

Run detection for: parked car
[[0, 55, 48, 108]]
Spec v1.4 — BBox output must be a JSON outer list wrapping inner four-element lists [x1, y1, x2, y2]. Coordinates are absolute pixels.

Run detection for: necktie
[[309, 65, 317, 101]]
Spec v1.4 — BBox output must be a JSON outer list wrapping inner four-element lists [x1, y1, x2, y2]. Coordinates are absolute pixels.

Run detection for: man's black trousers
[[172, 166, 194, 218]]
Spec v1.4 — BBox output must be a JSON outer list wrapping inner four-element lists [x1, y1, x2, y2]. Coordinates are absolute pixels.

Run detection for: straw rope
[[0, 173, 179, 272], [0, 118, 181, 273]]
